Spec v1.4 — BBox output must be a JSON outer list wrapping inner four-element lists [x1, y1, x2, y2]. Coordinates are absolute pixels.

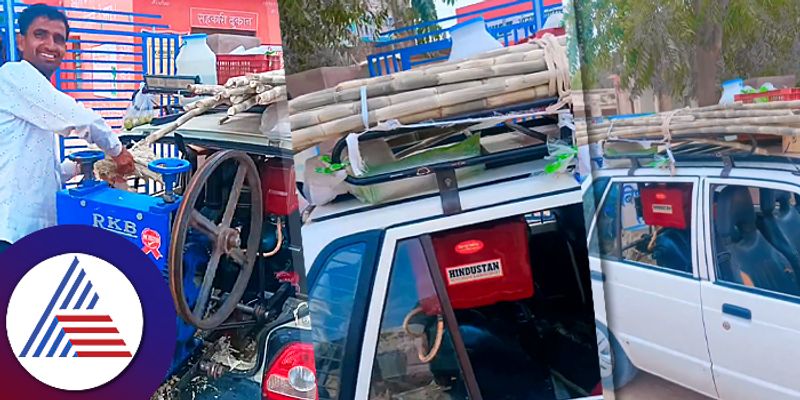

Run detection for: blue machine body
[[55, 153, 203, 376], [57, 182, 177, 270]]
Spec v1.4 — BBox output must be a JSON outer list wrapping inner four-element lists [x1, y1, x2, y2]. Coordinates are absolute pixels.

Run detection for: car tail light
[[262, 342, 318, 400]]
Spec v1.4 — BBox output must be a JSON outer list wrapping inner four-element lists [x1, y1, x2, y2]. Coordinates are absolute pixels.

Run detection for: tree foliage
[[278, 0, 455, 74], [277, 0, 388, 73], [572, 0, 800, 105]]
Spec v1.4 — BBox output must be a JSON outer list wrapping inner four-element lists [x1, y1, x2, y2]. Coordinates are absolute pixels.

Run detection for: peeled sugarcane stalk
[[227, 96, 258, 117], [224, 75, 252, 88], [250, 74, 285, 85], [184, 93, 227, 111], [230, 95, 248, 104], [226, 85, 257, 96], [256, 86, 286, 105], [248, 81, 271, 93], [144, 106, 210, 146], [189, 84, 225, 95]]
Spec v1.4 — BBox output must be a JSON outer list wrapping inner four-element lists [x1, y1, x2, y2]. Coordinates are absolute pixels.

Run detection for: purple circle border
[[0, 225, 177, 398]]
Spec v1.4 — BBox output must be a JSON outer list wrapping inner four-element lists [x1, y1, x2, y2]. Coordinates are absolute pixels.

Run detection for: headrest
[[716, 186, 757, 243], [760, 189, 777, 216], [775, 191, 793, 212]]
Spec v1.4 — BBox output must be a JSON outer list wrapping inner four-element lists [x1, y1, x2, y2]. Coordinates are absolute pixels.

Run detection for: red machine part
[[417, 216, 534, 315], [640, 184, 692, 229], [261, 158, 299, 216]]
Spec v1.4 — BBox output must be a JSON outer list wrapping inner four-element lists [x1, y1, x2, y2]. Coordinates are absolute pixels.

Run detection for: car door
[[700, 175, 800, 400], [586, 175, 717, 397], [352, 189, 586, 399], [305, 231, 385, 400]]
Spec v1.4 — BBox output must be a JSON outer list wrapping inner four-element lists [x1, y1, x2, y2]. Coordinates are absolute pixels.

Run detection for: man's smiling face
[[16, 16, 68, 78]]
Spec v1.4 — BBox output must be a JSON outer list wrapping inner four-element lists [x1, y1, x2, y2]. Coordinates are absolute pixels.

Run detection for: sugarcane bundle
[[95, 70, 287, 184], [289, 33, 570, 152], [575, 100, 800, 149], [187, 69, 287, 119]]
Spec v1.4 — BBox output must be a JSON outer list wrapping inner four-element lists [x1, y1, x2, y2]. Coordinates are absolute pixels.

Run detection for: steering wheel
[[168, 150, 264, 330]]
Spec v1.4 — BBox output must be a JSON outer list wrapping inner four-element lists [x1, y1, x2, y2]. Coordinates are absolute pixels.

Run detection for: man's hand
[[112, 147, 135, 176]]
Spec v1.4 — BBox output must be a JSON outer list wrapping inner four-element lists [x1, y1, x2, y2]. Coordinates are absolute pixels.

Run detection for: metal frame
[[325, 97, 565, 216]]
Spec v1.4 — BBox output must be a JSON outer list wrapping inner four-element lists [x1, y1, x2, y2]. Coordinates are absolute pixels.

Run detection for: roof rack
[[602, 135, 800, 177], [325, 97, 572, 215]]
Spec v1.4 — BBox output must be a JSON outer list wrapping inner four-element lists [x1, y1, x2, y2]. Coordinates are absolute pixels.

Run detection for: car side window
[[369, 238, 469, 399], [594, 181, 694, 274], [309, 242, 368, 400], [710, 184, 800, 297]]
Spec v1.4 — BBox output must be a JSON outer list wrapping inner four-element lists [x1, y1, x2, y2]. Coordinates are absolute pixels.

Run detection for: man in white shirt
[[0, 4, 135, 252]]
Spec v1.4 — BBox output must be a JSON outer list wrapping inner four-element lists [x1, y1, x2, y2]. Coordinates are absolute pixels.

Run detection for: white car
[[585, 143, 800, 400], [296, 110, 605, 400]]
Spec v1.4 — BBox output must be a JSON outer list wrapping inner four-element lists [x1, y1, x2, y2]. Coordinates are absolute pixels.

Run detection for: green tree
[[277, 0, 388, 73], [573, 0, 800, 106], [278, 0, 456, 74]]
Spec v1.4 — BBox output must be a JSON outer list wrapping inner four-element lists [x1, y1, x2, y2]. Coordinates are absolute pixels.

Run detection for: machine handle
[[722, 303, 752, 320], [148, 158, 191, 203], [67, 150, 105, 185], [67, 150, 105, 163]]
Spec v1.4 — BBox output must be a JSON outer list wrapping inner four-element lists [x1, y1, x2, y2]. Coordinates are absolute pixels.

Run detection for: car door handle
[[722, 303, 752, 320]]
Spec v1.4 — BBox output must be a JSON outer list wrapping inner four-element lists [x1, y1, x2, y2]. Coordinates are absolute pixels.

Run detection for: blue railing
[[2, 1, 181, 194], [366, 0, 561, 77]]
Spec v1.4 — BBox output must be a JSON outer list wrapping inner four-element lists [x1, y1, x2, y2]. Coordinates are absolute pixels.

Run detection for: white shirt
[[0, 60, 122, 243]]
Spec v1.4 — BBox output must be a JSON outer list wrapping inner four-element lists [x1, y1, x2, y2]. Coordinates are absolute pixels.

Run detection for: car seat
[[716, 186, 800, 295], [772, 191, 800, 249], [650, 228, 692, 273], [428, 312, 555, 400], [757, 189, 800, 281]]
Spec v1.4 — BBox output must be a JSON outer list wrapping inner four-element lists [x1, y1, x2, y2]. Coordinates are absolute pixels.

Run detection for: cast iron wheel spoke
[[229, 248, 247, 266], [190, 210, 220, 239], [221, 165, 247, 229], [192, 247, 223, 319]]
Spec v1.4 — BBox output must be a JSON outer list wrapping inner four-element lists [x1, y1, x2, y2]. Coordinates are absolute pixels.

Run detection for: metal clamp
[[721, 155, 734, 177], [436, 169, 462, 215]]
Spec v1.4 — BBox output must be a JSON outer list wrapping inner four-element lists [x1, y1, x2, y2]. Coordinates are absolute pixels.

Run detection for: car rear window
[[309, 242, 367, 400]]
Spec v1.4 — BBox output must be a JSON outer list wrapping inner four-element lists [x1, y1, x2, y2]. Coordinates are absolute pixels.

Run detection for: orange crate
[[216, 54, 283, 85], [735, 88, 800, 103]]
